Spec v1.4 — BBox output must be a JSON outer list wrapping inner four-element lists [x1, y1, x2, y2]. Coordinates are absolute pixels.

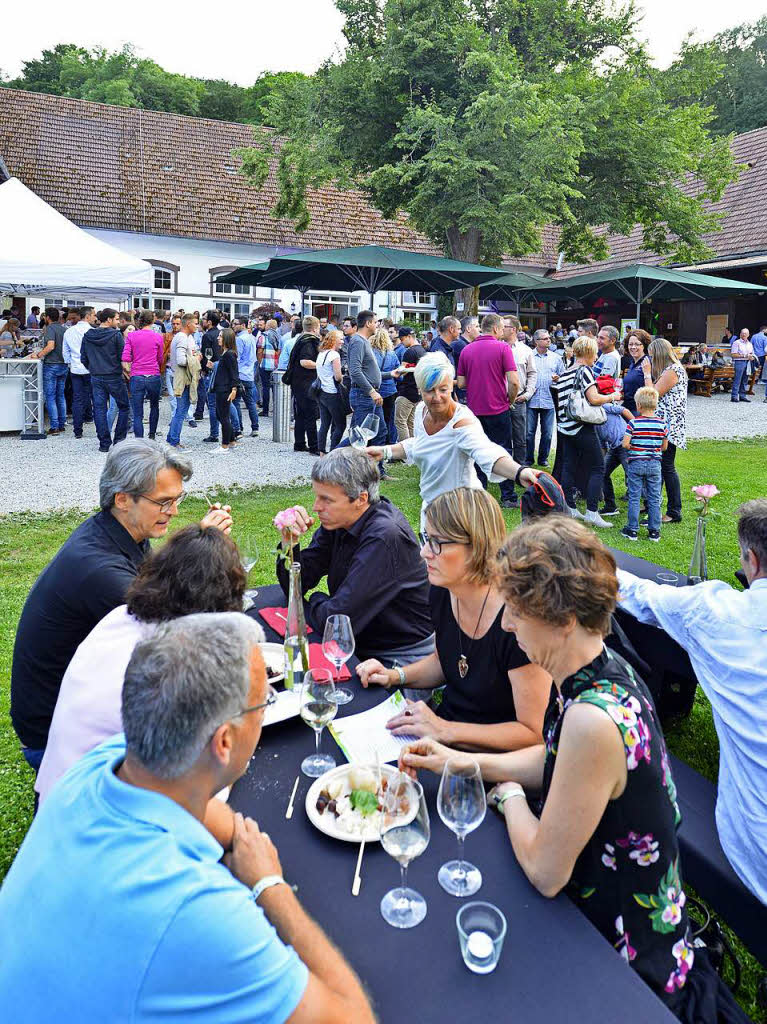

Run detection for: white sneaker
[[585, 510, 613, 528], [215, 446, 231, 454], [568, 505, 584, 520]]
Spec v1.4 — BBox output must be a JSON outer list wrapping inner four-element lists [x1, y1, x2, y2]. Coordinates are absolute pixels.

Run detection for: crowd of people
[[2, 434, 764, 1022]]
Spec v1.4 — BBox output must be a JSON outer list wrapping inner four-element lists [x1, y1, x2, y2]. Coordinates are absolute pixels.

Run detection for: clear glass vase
[[688, 516, 708, 585]]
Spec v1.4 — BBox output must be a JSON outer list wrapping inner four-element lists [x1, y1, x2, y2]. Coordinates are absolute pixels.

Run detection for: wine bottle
[[284, 562, 310, 690]]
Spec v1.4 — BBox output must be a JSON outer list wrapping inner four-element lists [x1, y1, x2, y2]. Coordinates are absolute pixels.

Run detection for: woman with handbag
[[314, 329, 346, 453], [555, 335, 621, 528], [212, 328, 239, 453]]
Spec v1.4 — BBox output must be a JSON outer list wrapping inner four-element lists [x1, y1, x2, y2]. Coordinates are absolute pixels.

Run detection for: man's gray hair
[[439, 315, 460, 334], [311, 448, 380, 503], [99, 439, 193, 510], [122, 612, 265, 779], [533, 328, 550, 343], [460, 315, 478, 333], [600, 325, 619, 343]]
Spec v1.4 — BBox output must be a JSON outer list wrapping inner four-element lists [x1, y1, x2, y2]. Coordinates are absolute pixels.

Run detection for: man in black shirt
[[31, 308, 68, 434], [200, 311, 223, 442], [288, 315, 321, 455], [11, 439, 233, 770], [274, 449, 433, 664]]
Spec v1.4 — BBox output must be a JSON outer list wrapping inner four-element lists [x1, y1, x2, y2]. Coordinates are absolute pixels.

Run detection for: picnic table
[[234, 584, 677, 1023]]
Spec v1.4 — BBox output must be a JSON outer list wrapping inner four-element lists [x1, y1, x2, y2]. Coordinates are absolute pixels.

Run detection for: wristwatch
[[494, 788, 526, 812], [252, 874, 287, 902]]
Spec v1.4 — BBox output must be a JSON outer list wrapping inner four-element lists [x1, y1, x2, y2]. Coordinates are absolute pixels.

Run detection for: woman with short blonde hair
[[357, 486, 551, 754], [648, 338, 687, 523]]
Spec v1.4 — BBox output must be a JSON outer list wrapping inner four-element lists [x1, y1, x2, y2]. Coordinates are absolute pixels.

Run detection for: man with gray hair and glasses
[[11, 439, 233, 773], [273, 448, 433, 665], [0, 614, 375, 1024]]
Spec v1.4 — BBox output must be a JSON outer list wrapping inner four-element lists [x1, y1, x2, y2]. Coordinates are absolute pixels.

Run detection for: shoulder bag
[[566, 366, 606, 425]]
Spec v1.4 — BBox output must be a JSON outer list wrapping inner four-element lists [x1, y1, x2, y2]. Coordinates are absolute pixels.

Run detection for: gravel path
[[1, 389, 765, 516]]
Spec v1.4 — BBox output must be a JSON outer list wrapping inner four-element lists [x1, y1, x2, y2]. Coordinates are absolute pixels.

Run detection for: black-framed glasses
[[138, 491, 187, 514], [233, 686, 278, 718], [419, 531, 466, 556]]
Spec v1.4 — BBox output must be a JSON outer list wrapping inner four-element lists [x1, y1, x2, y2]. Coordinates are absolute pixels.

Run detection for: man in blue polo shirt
[[750, 321, 766, 399], [232, 317, 260, 437], [0, 614, 374, 1024]]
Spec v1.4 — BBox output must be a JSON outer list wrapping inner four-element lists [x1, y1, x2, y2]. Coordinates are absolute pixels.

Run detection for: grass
[[1, 439, 765, 1017]]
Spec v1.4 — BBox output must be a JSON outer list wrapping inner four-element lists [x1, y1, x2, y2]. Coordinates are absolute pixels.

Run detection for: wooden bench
[[688, 366, 734, 397], [671, 754, 767, 967]]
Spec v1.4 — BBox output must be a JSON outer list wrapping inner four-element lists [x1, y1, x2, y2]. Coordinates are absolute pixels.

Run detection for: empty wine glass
[[380, 773, 431, 928], [238, 533, 259, 604], [437, 758, 486, 897], [322, 614, 355, 705], [299, 668, 337, 777]]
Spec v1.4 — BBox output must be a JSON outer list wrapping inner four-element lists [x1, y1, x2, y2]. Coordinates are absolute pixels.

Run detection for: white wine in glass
[[380, 773, 430, 928], [322, 614, 355, 705], [437, 758, 486, 897], [299, 669, 337, 777]]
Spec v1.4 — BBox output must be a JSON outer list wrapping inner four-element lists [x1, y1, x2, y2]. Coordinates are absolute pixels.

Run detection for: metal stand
[[0, 359, 46, 438], [271, 370, 292, 443]]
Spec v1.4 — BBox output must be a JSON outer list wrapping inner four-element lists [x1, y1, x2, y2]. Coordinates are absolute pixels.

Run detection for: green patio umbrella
[[219, 245, 509, 310], [534, 263, 766, 325], [480, 270, 566, 311]]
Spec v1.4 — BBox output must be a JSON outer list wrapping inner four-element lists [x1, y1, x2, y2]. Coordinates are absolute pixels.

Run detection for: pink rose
[[692, 484, 719, 501], [273, 507, 299, 530]]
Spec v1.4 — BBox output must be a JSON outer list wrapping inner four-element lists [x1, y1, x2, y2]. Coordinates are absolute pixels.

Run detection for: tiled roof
[[0, 87, 441, 255], [553, 127, 767, 277]]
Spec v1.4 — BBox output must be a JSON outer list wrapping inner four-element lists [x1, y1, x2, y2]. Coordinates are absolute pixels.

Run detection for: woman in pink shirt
[[730, 329, 755, 403], [121, 308, 165, 437]]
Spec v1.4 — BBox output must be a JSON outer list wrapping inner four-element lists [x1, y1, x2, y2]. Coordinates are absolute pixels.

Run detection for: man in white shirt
[[504, 316, 537, 466], [616, 499, 767, 904], [63, 306, 97, 438]]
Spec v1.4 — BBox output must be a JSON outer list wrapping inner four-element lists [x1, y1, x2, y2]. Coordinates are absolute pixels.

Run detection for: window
[[154, 268, 172, 290], [402, 291, 435, 306], [214, 280, 233, 294], [133, 297, 150, 310], [155, 298, 171, 312], [215, 302, 232, 317], [401, 310, 433, 328], [210, 266, 252, 297], [309, 293, 360, 321], [234, 303, 251, 317], [145, 260, 179, 294]]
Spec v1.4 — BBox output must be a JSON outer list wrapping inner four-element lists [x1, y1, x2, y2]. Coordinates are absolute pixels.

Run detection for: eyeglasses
[[233, 686, 278, 718], [419, 531, 466, 556], [138, 491, 187, 514]]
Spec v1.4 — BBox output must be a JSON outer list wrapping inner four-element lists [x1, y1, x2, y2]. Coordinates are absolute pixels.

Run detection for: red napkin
[[258, 607, 314, 638], [309, 643, 351, 680]]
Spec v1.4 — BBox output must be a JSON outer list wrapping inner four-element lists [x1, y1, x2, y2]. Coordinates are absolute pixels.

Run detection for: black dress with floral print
[[541, 647, 749, 1020]]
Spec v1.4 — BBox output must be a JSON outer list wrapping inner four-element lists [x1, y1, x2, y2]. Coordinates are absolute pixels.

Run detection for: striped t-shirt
[[555, 364, 595, 436], [625, 415, 668, 461]]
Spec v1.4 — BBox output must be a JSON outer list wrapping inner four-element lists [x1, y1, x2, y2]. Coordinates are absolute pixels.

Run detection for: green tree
[[664, 18, 767, 136], [2, 44, 88, 95], [242, 72, 309, 126], [237, 0, 738, 296]]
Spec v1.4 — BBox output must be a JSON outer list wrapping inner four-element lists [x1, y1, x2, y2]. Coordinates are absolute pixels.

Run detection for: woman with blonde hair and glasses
[[401, 516, 749, 1022], [648, 338, 687, 524], [357, 486, 550, 752]]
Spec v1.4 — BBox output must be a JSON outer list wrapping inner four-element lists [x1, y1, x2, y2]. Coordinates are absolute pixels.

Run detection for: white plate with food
[[259, 642, 285, 687], [306, 763, 412, 842]]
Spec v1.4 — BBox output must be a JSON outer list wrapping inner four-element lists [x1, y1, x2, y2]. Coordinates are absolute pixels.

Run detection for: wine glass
[[238, 533, 259, 605], [380, 772, 431, 928], [359, 412, 380, 443], [437, 758, 486, 897], [299, 668, 337, 777], [322, 614, 355, 705]]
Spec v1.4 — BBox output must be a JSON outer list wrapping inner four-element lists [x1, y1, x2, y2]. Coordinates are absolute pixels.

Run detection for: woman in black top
[[402, 518, 749, 1023], [212, 328, 239, 451], [357, 487, 550, 752]]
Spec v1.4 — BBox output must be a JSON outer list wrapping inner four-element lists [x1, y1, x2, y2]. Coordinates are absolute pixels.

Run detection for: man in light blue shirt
[[0, 613, 373, 1024], [278, 331, 297, 369], [526, 330, 565, 466], [232, 316, 260, 436], [617, 499, 767, 904], [750, 322, 766, 397]]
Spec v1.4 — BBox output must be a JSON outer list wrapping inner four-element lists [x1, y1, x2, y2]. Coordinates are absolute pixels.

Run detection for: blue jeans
[[130, 375, 162, 437], [194, 373, 209, 418], [627, 459, 662, 532], [731, 360, 750, 399], [21, 747, 45, 773], [232, 379, 259, 431], [43, 364, 68, 430], [206, 383, 220, 438], [476, 411, 515, 501], [526, 406, 555, 464], [260, 366, 273, 416], [165, 367, 177, 415], [70, 374, 91, 436], [91, 375, 129, 449], [166, 386, 190, 446]]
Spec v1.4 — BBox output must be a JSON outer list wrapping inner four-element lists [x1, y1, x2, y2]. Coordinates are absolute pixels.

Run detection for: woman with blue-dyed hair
[[369, 352, 536, 524]]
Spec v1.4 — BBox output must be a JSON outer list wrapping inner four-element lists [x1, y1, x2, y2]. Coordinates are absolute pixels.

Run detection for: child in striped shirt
[[620, 386, 668, 542]]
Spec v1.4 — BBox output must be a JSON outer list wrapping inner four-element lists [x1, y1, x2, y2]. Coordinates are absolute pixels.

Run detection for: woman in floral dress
[[401, 517, 748, 1022]]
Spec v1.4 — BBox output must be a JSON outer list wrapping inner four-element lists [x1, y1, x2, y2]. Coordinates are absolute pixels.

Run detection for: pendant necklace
[[456, 587, 491, 679]]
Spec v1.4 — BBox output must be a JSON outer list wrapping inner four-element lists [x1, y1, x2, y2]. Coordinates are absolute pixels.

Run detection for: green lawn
[[1, 439, 765, 1016]]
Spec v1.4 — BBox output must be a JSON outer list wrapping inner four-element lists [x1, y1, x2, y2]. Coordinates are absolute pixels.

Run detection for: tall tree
[[238, 0, 738, 288]]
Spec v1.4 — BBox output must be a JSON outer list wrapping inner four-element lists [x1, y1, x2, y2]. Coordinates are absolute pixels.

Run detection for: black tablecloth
[[237, 585, 676, 1022], [610, 548, 698, 719]]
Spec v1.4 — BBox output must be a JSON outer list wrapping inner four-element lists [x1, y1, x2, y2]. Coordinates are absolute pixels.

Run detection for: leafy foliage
[[663, 17, 767, 137], [2, 45, 306, 126], [240, 0, 739, 272]]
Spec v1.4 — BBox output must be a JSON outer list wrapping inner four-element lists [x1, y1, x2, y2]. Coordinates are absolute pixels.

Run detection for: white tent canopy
[[0, 177, 151, 298]]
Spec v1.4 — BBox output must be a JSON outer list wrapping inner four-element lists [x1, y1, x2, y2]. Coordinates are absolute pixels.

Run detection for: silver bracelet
[[395, 665, 406, 688]]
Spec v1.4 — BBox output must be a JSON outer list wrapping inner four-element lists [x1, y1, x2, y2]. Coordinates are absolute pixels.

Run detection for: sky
[[2, 0, 766, 83]]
